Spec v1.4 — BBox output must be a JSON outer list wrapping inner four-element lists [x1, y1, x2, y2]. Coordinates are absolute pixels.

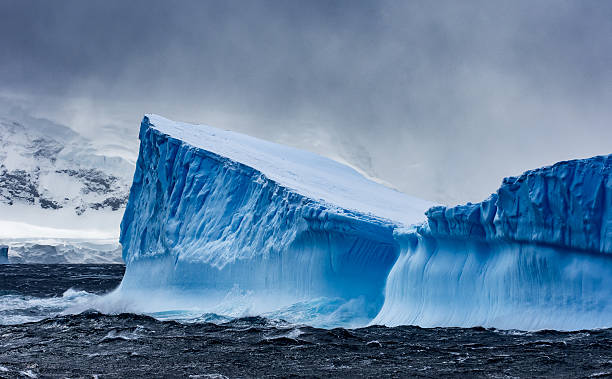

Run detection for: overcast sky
[[1, 0, 611, 204]]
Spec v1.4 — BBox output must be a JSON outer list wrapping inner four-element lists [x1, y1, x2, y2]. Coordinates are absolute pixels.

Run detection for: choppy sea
[[1, 264, 612, 378]]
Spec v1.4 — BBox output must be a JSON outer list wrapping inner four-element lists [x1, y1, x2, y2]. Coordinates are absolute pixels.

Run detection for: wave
[[0, 288, 99, 325]]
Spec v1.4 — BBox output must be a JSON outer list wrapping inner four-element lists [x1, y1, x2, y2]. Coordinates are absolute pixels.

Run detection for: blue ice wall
[[374, 230, 612, 330], [119, 117, 401, 320], [426, 155, 612, 253], [374, 155, 612, 330]]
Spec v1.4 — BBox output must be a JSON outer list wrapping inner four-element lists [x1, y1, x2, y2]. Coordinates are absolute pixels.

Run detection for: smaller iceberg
[[374, 155, 612, 330]]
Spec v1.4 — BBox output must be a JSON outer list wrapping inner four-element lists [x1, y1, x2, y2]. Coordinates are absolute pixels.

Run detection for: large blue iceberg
[[118, 115, 612, 330]]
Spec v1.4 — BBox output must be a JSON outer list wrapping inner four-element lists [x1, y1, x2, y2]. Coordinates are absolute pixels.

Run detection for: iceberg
[[118, 115, 432, 326], [118, 115, 612, 330], [374, 155, 612, 330]]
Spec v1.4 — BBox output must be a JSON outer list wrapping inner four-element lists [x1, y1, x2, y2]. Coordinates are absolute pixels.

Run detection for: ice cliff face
[[119, 115, 431, 325], [425, 155, 612, 254], [374, 154, 612, 330], [119, 114, 612, 330]]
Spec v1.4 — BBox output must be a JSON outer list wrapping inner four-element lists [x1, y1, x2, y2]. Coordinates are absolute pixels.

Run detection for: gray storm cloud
[[1, 0, 611, 204]]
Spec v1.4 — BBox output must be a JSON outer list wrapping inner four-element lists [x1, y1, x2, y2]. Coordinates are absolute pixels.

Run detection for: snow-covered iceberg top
[[144, 114, 433, 227]]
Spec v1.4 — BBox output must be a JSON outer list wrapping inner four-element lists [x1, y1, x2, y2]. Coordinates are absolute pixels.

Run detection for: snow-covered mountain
[[0, 108, 134, 263]]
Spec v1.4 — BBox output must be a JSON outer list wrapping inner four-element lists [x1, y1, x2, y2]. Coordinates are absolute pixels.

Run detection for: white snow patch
[[146, 114, 434, 226]]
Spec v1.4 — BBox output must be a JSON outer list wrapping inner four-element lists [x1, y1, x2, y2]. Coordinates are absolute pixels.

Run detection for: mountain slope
[[0, 108, 134, 263]]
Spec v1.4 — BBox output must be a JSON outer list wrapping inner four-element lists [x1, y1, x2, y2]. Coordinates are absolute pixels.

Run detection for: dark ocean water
[[1, 265, 612, 378]]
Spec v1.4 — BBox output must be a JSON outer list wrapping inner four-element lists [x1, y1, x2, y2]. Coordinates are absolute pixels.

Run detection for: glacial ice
[[425, 155, 612, 254], [119, 115, 432, 326], [374, 155, 612, 330], [4, 240, 122, 264], [119, 115, 612, 330], [373, 230, 612, 330], [0, 245, 8, 264]]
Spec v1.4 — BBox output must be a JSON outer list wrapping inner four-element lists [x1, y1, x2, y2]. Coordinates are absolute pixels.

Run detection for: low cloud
[[1, 0, 610, 204]]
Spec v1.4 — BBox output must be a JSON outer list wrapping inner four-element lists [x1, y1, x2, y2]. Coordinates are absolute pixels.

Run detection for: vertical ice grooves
[[425, 155, 612, 254], [375, 154, 612, 330], [119, 117, 403, 320]]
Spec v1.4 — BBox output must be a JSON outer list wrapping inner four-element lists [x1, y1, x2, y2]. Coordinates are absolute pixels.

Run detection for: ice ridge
[[425, 155, 612, 253]]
